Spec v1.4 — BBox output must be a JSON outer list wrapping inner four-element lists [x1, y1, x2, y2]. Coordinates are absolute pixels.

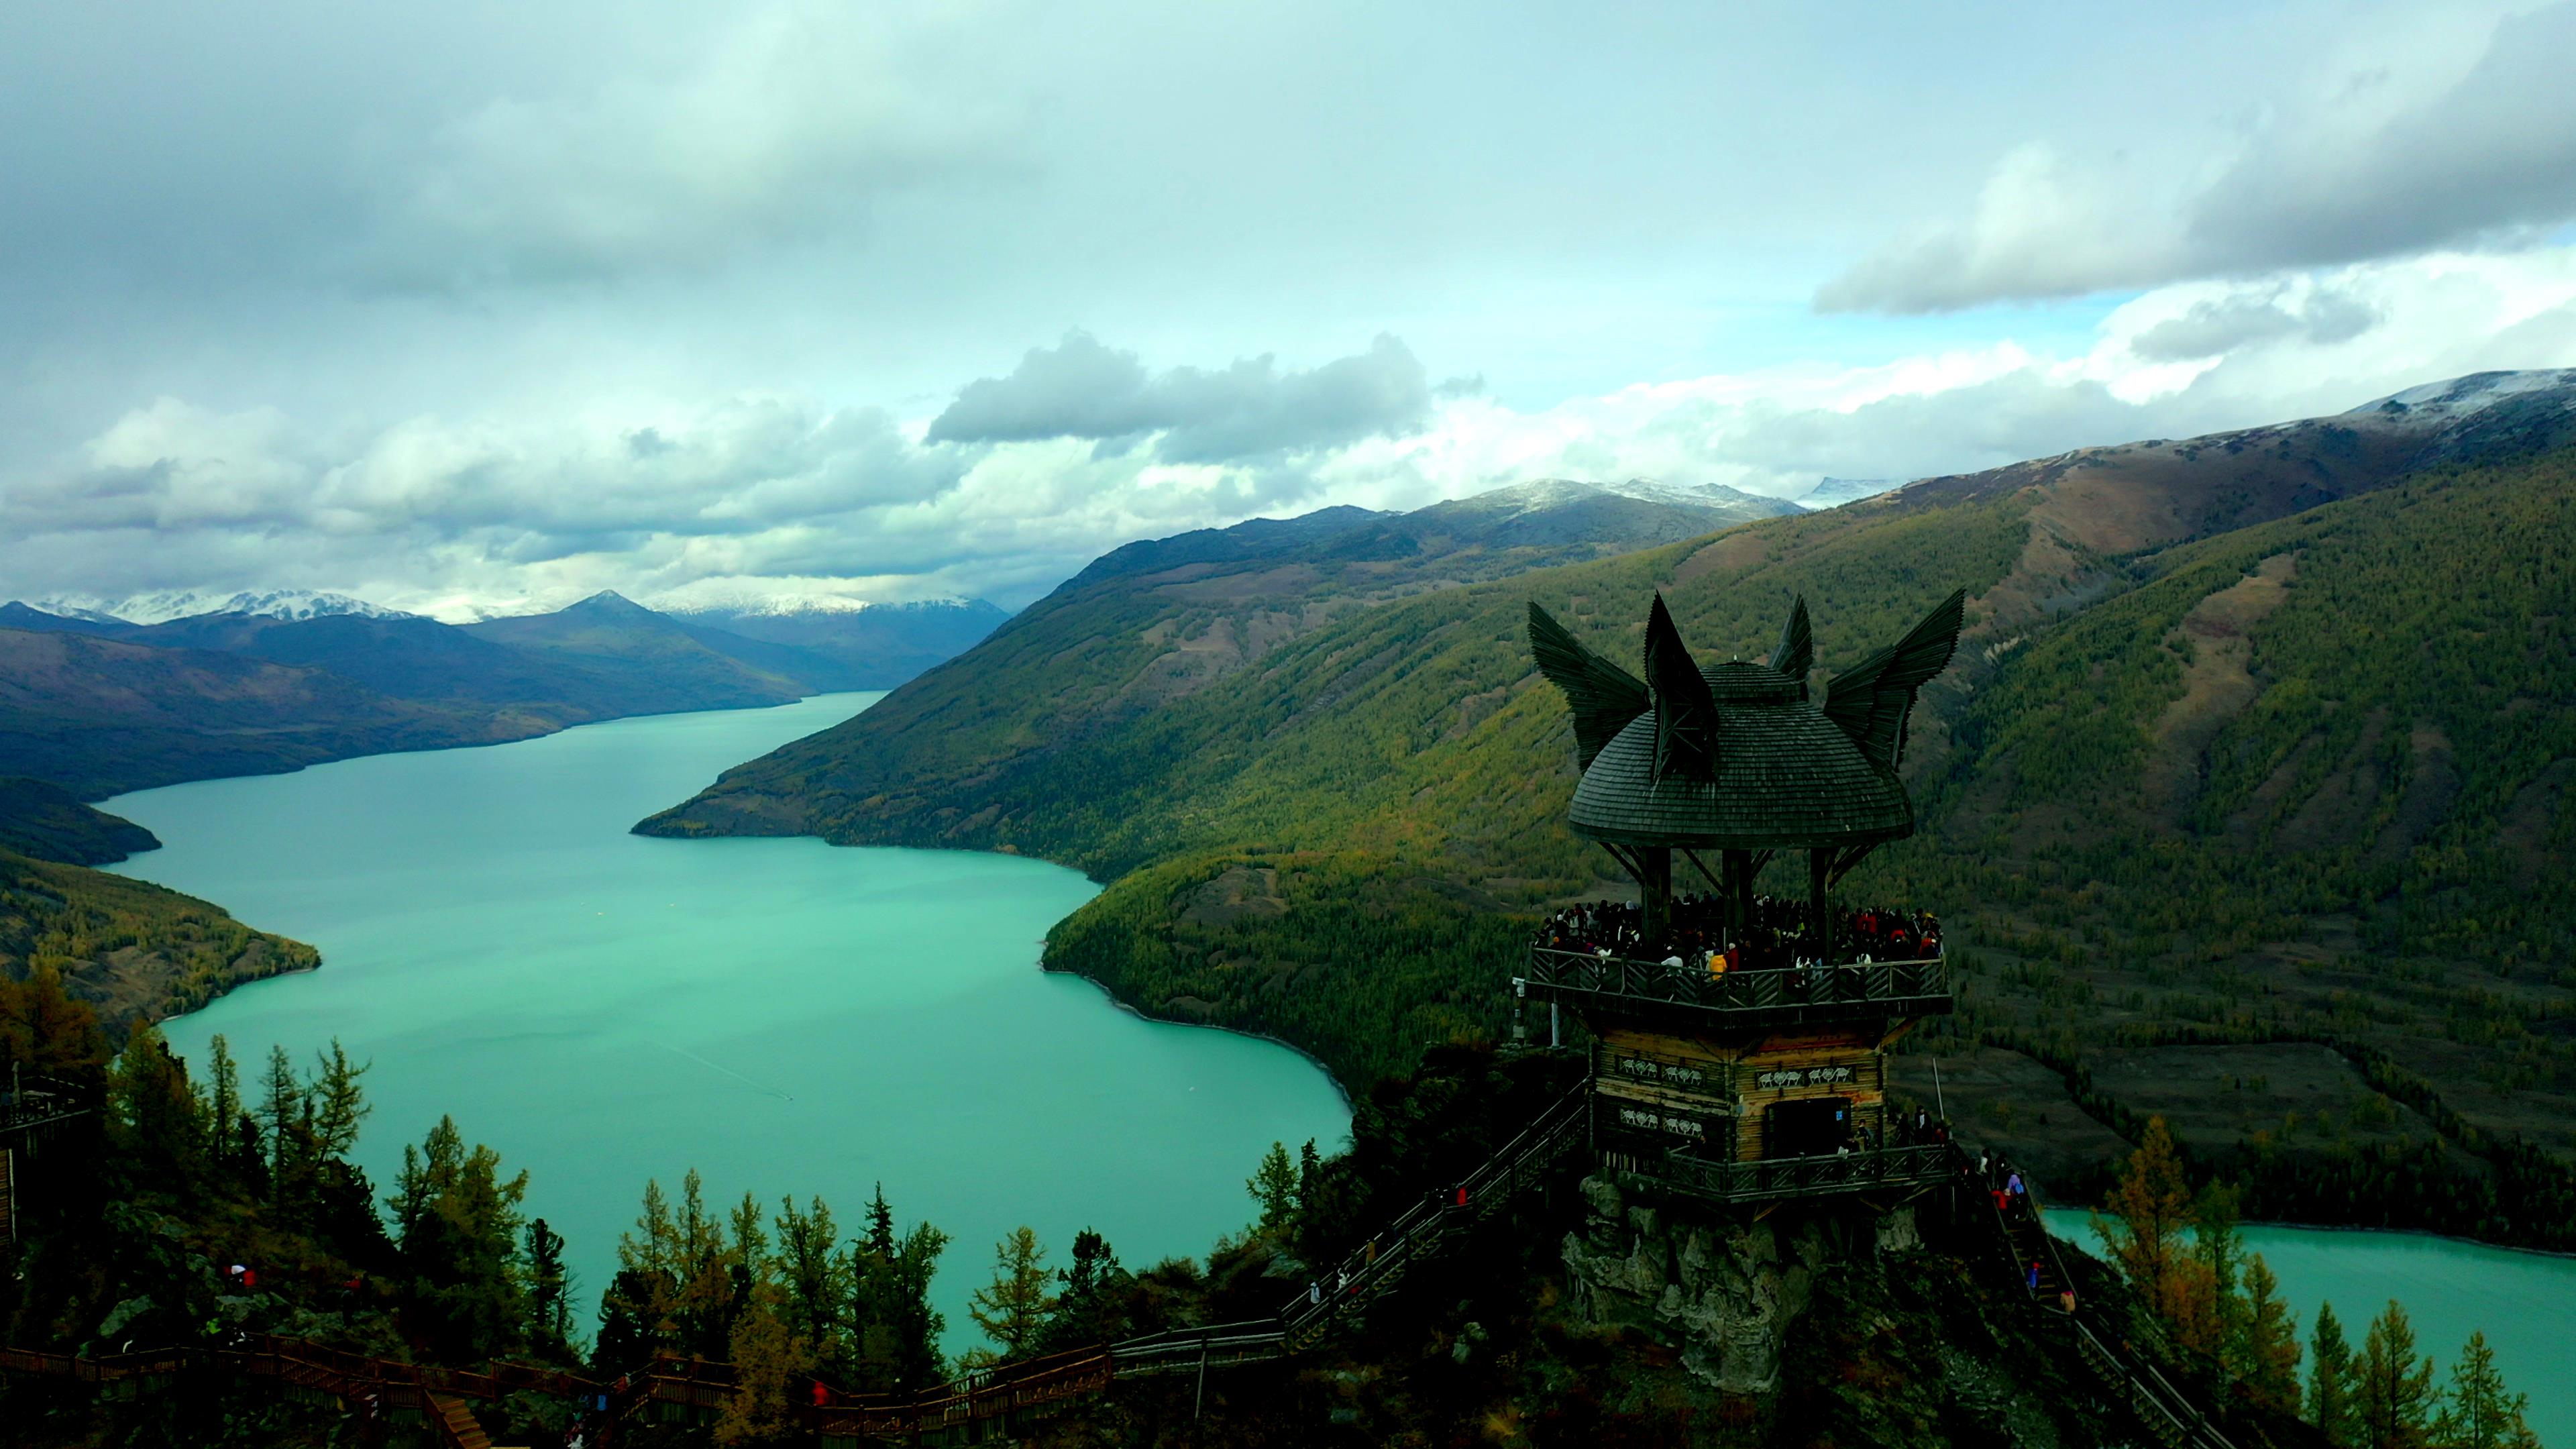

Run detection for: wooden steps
[[427, 1391, 492, 1449]]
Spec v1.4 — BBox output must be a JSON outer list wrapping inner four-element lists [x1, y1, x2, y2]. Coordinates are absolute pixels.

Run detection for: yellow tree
[[967, 1227, 1056, 1366], [2357, 1301, 2436, 1449], [2096, 1117, 2194, 1323]]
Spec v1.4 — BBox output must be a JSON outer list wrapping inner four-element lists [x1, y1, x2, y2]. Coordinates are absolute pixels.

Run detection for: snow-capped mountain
[[34, 589, 415, 625], [2349, 368, 2576, 424], [1439, 476, 1792, 519], [1794, 477, 1902, 511]]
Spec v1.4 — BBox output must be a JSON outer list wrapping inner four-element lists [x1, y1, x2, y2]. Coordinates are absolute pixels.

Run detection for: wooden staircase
[[427, 1391, 493, 1449]]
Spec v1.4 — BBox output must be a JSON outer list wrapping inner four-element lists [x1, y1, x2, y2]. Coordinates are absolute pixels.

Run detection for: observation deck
[[1519, 941, 1951, 1032]]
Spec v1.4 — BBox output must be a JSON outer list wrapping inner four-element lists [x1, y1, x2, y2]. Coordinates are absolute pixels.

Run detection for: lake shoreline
[[1046, 964, 1357, 1114]]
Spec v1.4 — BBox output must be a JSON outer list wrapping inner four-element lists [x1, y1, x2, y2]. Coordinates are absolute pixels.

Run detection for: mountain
[[658, 596, 1011, 691], [0, 777, 159, 865], [641, 372, 2576, 1243], [28, 588, 417, 625], [1400, 476, 1795, 546], [1796, 476, 1900, 510], [460, 591, 808, 709], [0, 626, 549, 798], [636, 477, 1811, 843]]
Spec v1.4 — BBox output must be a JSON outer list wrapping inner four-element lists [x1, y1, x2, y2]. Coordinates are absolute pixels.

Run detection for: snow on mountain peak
[[33, 589, 414, 624], [2347, 368, 2576, 423]]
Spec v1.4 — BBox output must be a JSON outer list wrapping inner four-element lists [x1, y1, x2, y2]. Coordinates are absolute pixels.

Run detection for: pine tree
[[309, 1039, 370, 1163], [1043, 1228, 1127, 1352], [110, 1022, 205, 1181], [202, 1033, 242, 1175], [2098, 1117, 2194, 1326], [258, 1044, 307, 1215], [847, 1187, 947, 1394], [771, 1195, 848, 1372], [669, 1170, 741, 1358], [388, 1116, 531, 1361], [967, 1227, 1055, 1364], [2310, 1300, 2360, 1448], [2233, 1254, 2302, 1415], [525, 1218, 576, 1356], [2429, 1332, 2538, 1449], [1248, 1141, 1299, 1240], [2357, 1300, 2436, 1449]]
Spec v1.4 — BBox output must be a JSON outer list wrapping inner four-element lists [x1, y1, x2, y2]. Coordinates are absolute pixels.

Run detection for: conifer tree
[[525, 1218, 576, 1356], [2234, 1254, 2302, 1415], [1043, 1228, 1128, 1352], [259, 1044, 311, 1220], [771, 1195, 848, 1371], [967, 1226, 1055, 1364], [202, 1033, 242, 1174], [1248, 1141, 1299, 1240], [2098, 1117, 2194, 1324], [388, 1116, 531, 1361], [847, 1185, 947, 1393], [310, 1038, 370, 1163], [2310, 1301, 2360, 1449], [2357, 1300, 2436, 1449], [109, 1021, 205, 1181], [2429, 1332, 2538, 1449]]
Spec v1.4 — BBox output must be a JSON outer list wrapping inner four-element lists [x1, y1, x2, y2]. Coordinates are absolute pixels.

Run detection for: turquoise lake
[[107, 694, 1351, 1351], [2049, 1218, 2573, 1444]]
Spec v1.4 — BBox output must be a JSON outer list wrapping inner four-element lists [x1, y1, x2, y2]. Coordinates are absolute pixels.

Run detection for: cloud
[[10, 247, 2576, 618], [2127, 286, 2381, 362], [925, 331, 1434, 462], [370, 3, 1020, 286], [1819, 3, 2576, 312]]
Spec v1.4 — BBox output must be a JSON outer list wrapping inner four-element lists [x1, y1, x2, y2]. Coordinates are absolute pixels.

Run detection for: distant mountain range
[[0, 589, 1006, 800], [638, 370, 2576, 1233], [637, 475, 1806, 843], [30, 588, 417, 625]]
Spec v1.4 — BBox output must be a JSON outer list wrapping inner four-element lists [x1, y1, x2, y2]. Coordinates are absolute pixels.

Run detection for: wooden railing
[[1634, 1142, 1955, 1205], [1521, 947, 1951, 1025]]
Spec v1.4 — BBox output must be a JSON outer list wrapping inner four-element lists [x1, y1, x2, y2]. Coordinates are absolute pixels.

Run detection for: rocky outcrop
[[1560, 1173, 1921, 1395]]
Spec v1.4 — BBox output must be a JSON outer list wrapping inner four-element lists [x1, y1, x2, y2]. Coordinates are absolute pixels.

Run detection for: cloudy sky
[[5, 0, 2575, 617]]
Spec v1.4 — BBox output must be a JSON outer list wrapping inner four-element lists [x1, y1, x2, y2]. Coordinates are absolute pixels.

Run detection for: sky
[[5, 0, 2575, 617]]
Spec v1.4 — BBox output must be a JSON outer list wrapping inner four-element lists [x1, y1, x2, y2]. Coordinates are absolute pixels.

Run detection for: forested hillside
[[635, 478, 1801, 843], [642, 382, 2576, 1242]]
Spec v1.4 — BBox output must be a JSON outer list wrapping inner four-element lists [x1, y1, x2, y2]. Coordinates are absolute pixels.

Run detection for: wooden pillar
[[1639, 847, 1672, 943], [1723, 849, 1753, 941], [1809, 849, 1831, 963]]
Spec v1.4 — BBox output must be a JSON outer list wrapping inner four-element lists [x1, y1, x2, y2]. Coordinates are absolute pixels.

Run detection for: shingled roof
[[1529, 590, 1965, 851]]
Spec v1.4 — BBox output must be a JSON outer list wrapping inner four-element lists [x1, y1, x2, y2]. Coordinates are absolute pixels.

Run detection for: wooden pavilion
[[1518, 588, 1966, 1205]]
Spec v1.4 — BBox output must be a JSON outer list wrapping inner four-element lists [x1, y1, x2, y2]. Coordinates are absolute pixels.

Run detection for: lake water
[[2049, 1218, 2573, 1444], [107, 694, 1351, 1352]]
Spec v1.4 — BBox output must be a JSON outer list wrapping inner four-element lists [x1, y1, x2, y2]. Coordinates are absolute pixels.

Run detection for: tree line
[[2096, 1118, 2543, 1449]]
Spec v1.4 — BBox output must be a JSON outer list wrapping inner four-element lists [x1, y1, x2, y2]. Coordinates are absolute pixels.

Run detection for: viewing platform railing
[[1520, 945, 1951, 1026], [1631, 1141, 1956, 1206]]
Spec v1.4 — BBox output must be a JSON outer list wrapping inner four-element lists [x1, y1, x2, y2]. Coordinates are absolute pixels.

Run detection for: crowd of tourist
[[1536, 892, 1941, 972]]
